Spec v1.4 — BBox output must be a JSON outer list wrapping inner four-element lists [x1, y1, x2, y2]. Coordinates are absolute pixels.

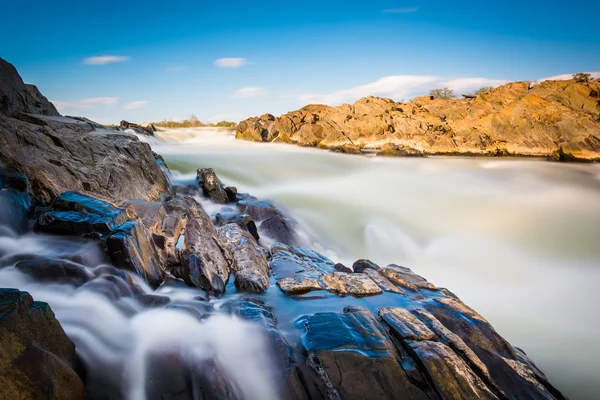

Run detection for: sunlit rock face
[[237, 80, 600, 161]]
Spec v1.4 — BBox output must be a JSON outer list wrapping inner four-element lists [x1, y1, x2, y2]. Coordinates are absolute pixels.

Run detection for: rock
[[380, 264, 436, 291], [269, 243, 336, 280], [0, 58, 59, 117], [296, 306, 430, 399], [352, 258, 380, 272], [105, 221, 165, 288], [119, 120, 154, 136], [120, 199, 166, 235], [378, 308, 438, 341], [170, 200, 231, 294], [363, 268, 405, 294], [0, 289, 85, 399], [196, 168, 229, 203], [377, 142, 424, 157], [223, 186, 238, 202], [237, 199, 282, 220], [215, 211, 260, 241], [333, 263, 352, 273], [139, 122, 157, 132], [0, 167, 31, 233], [217, 223, 270, 293], [321, 272, 382, 296], [237, 80, 600, 161], [276, 277, 324, 295], [35, 191, 129, 236], [260, 215, 297, 245], [14, 258, 92, 286]]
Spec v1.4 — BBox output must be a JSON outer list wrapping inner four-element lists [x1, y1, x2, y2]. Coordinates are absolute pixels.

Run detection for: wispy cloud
[[214, 58, 248, 68], [51, 97, 118, 110], [83, 56, 130, 65], [381, 7, 418, 14], [232, 87, 268, 98], [535, 71, 600, 84], [124, 101, 149, 110], [299, 76, 510, 105]]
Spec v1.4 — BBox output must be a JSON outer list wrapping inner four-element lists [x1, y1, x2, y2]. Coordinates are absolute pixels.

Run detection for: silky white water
[[149, 127, 600, 399]]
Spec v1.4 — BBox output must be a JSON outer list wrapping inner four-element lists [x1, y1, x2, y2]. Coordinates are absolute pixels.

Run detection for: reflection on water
[[153, 127, 600, 400]]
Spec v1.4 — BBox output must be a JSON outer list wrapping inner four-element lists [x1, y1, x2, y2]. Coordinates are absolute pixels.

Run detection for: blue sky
[[1, 0, 598, 124]]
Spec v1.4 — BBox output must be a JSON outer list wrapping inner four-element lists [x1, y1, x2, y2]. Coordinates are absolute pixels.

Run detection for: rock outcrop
[[0, 289, 86, 399], [237, 79, 600, 161]]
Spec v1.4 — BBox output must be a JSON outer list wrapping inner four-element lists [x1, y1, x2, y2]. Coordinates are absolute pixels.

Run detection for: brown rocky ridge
[[237, 79, 600, 161]]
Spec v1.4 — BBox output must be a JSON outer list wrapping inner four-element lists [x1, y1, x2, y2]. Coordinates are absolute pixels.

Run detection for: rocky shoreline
[[0, 56, 567, 399], [236, 79, 600, 161]]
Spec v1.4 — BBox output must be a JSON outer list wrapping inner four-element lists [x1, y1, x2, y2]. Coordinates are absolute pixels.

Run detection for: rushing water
[[1, 126, 599, 399], [148, 127, 600, 400]]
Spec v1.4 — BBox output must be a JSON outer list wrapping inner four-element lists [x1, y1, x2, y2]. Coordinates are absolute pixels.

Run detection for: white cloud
[[298, 75, 513, 106], [232, 87, 268, 99], [124, 101, 149, 110], [214, 58, 248, 68], [83, 56, 130, 65], [51, 97, 118, 110], [299, 75, 439, 105], [442, 78, 509, 93], [381, 7, 418, 13], [535, 71, 600, 84]]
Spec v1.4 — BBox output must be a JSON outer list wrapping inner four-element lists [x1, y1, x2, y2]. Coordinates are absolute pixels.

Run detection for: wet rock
[[119, 120, 154, 136], [333, 263, 352, 273], [120, 199, 166, 235], [174, 202, 231, 294], [215, 211, 259, 241], [217, 223, 270, 293], [269, 243, 336, 280], [138, 294, 171, 308], [223, 186, 238, 202], [14, 258, 92, 286], [321, 272, 382, 296], [363, 268, 405, 294], [260, 215, 297, 245], [380, 264, 436, 291], [196, 168, 229, 203], [296, 307, 429, 399], [237, 199, 282, 220], [276, 277, 324, 295], [409, 340, 498, 399], [105, 221, 165, 288], [379, 308, 437, 341], [352, 258, 380, 272], [0, 167, 32, 233], [0, 289, 85, 399], [35, 191, 129, 236]]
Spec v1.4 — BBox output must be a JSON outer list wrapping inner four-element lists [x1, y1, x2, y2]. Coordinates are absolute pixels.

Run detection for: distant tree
[[429, 88, 456, 100], [475, 86, 493, 95], [573, 72, 591, 83]]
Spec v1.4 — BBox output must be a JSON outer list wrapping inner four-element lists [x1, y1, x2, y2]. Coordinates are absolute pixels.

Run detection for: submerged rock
[[0, 289, 85, 399], [14, 258, 92, 286]]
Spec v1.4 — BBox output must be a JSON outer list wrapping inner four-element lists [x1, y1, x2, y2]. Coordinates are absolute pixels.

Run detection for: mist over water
[[153, 127, 600, 399]]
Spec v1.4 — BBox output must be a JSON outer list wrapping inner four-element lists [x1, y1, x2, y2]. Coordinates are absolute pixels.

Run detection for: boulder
[[215, 211, 259, 242], [0, 289, 85, 400], [276, 277, 324, 295], [296, 306, 430, 399], [333, 263, 352, 273], [352, 258, 380, 273], [237, 199, 282, 220], [196, 168, 229, 203], [260, 215, 297, 245], [379, 264, 436, 291], [217, 223, 270, 292], [119, 120, 154, 136], [105, 221, 165, 288]]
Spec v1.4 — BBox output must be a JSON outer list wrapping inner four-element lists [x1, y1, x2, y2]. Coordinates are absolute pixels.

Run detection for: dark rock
[[120, 199, 166, 235], [217, 223, 270, 292], [0, 167, 31, 233], [196, 168, 229, 203], [223, 186, 238, 202], [215, 211, 259, 241], [35, 191, 129, 236], [333, 263, 352, 273], [138, 294, 171, 308], [0, 58, 59, 117], [352, 258, 380, 272], [14, 258, 92, 286], [119, 120, 154, 136], [296, 307, 429, 399], [0, 289, 85, 399], [105, 221, 165, 288], [260, 215, 297, 245], [237, 199, 282, 220]]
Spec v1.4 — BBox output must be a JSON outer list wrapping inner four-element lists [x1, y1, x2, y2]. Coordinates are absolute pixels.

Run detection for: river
[[152, 127, 600, 399]]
